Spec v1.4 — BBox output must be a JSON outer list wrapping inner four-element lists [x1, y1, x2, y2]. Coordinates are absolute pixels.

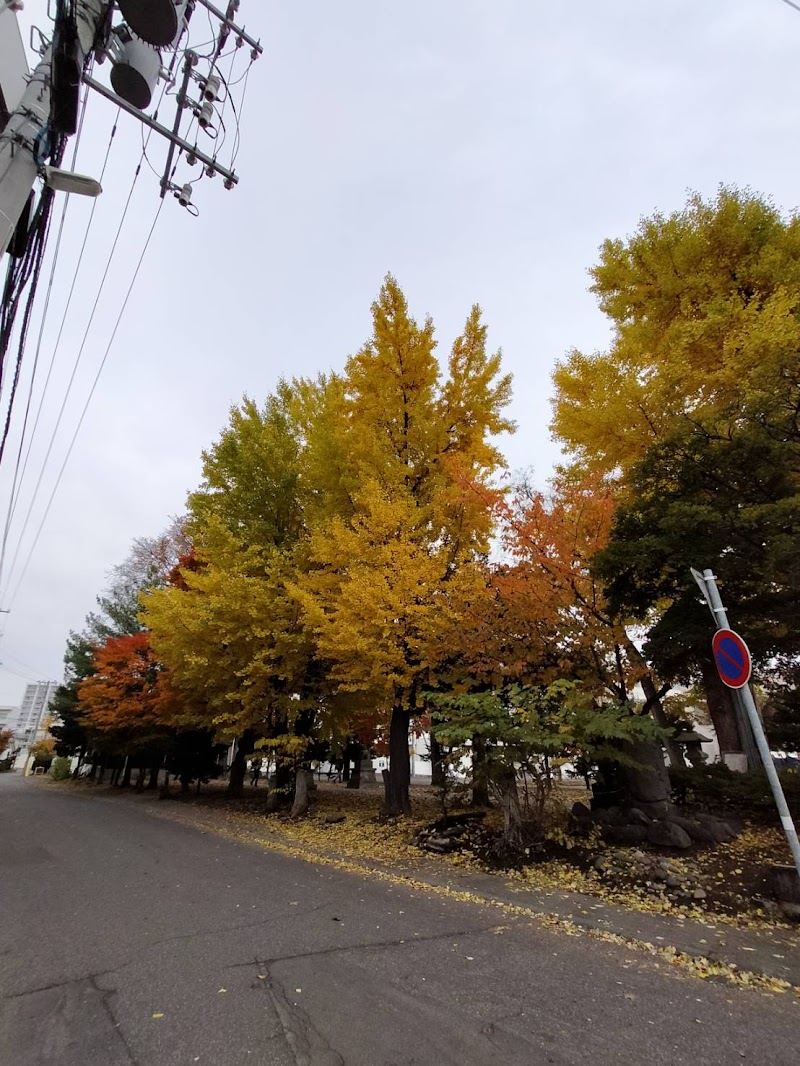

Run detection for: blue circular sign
[[712, 629, 752, 689]]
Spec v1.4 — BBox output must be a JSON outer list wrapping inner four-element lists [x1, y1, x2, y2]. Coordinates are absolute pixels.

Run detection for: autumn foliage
[[54, 212, 800, 826], [78, 632, 180, 749]]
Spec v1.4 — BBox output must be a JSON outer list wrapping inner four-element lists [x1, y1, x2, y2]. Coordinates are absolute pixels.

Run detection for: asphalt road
[[1, 774, 797, 1066]]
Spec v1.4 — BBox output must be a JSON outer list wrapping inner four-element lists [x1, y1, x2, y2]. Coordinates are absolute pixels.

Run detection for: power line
[[1, 79, 176, 599], [6, 198, 165, 612], [780, 0, 800, 13], [0, 662, 47, 683], [1, 650, 51, 677], [2, 112, 119, 543], [0, 81, 95, 592], [0, 197, 57, 467], [1, 151, 145, 600]]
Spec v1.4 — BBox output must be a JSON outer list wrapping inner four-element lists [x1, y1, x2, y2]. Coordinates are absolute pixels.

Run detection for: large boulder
[[647, 820, 692, 849], [665, 814, 716, 844], [768, 865, 800, 906], [693, 813, 738, 842], [603, 824, 649, 846]]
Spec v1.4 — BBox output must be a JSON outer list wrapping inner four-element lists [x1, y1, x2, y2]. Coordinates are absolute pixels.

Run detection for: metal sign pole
[[691, 568, 800, 878], [691, 571, 758, 769]]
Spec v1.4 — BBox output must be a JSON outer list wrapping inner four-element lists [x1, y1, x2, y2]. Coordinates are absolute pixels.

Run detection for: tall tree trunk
[[146, 758, 160, 790], [497, 767, 524, 851], [265, 761, 294, 811], [135, 766, 145, 792], [471, 734, 490, 807], [622, 637, 684, 771], [227, 729, 256, 798], [72, 746, 86, 780], [121, 759, 132, 788], [346, 746, 362, 790], [429, 734, 446, 789], [700, 659, 755, 767], [640, 673, 685, 770], [385, 706, 412, 816], [291, 769, 313, 819]]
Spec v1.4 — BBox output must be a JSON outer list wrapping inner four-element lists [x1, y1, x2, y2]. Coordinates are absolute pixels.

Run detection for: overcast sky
[[1, 0, 798, 703]]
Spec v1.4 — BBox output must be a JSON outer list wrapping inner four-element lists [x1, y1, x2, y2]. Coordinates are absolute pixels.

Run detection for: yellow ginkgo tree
[[293, 276, 513, 815]]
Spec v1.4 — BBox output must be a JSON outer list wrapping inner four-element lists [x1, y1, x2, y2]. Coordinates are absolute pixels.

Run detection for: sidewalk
[[128, 791, 800, 992]]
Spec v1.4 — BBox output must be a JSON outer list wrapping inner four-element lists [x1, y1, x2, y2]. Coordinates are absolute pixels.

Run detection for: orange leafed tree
[[436, 473, 676, 810], [77, 632, 181, 750], [438, 474, 622, 692], [498, 476, 624, 693], [447, 473, 675, 722], [0, 728, 15, 757]]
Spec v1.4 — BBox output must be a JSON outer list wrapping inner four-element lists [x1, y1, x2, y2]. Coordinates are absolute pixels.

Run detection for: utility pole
[[0, 1, 108, 256], [0, 1, 262, 259]]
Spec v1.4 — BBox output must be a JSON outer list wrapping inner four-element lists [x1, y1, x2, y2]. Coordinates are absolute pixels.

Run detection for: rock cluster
[[414, 812, 485, 854], [590, 847, 711, 903], [571, 801, 738, 850], [416, 824, 467, 854], [768, 865, 800, 920]]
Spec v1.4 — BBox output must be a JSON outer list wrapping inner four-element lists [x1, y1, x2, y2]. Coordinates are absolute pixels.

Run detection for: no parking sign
[[712, 628, 752, 689]]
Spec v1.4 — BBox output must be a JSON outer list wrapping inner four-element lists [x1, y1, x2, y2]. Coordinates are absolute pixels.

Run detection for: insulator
[[203, 75, 221, 103], [198, 100, 215, 129]]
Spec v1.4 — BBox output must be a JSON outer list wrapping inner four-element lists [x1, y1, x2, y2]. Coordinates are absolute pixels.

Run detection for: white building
[[14, 681, 59, 752]]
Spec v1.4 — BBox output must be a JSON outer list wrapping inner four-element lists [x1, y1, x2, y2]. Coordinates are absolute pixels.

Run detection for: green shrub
[[50, 757, 72, 781], [670, 763, 800, 815]]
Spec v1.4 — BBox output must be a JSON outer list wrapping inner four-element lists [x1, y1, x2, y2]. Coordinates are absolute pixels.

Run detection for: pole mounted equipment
[[41, 166, 102, 197], [116, 0, 185, 48], [90, 0, 263, 205], [109, 29, 162, 110], [50, 1, 82, 135]]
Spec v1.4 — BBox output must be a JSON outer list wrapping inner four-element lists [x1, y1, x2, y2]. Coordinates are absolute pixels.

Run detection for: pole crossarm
[[194, 0, 263, 54], [82, 74, 239, 188]]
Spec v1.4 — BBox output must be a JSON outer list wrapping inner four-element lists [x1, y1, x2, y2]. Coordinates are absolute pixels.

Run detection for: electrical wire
[[780, 0, 800, 13], [4, 61, 169, 578], [0, 662, 47, 683], [0, 195, 57, 467], [230, 63, 251, 167], [1, 650, 51, 677], [2, 155, 146, 599], [6, 199, 166, 612], [0, 80, 95, 591], [2, 65, 170, 592], [1, 0, 258, 607], [5, 112, 119, 540]]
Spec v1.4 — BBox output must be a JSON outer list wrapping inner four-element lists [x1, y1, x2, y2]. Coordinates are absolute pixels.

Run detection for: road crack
[[88, 974, 140, 1066], [254, 959, 344, 1066]]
